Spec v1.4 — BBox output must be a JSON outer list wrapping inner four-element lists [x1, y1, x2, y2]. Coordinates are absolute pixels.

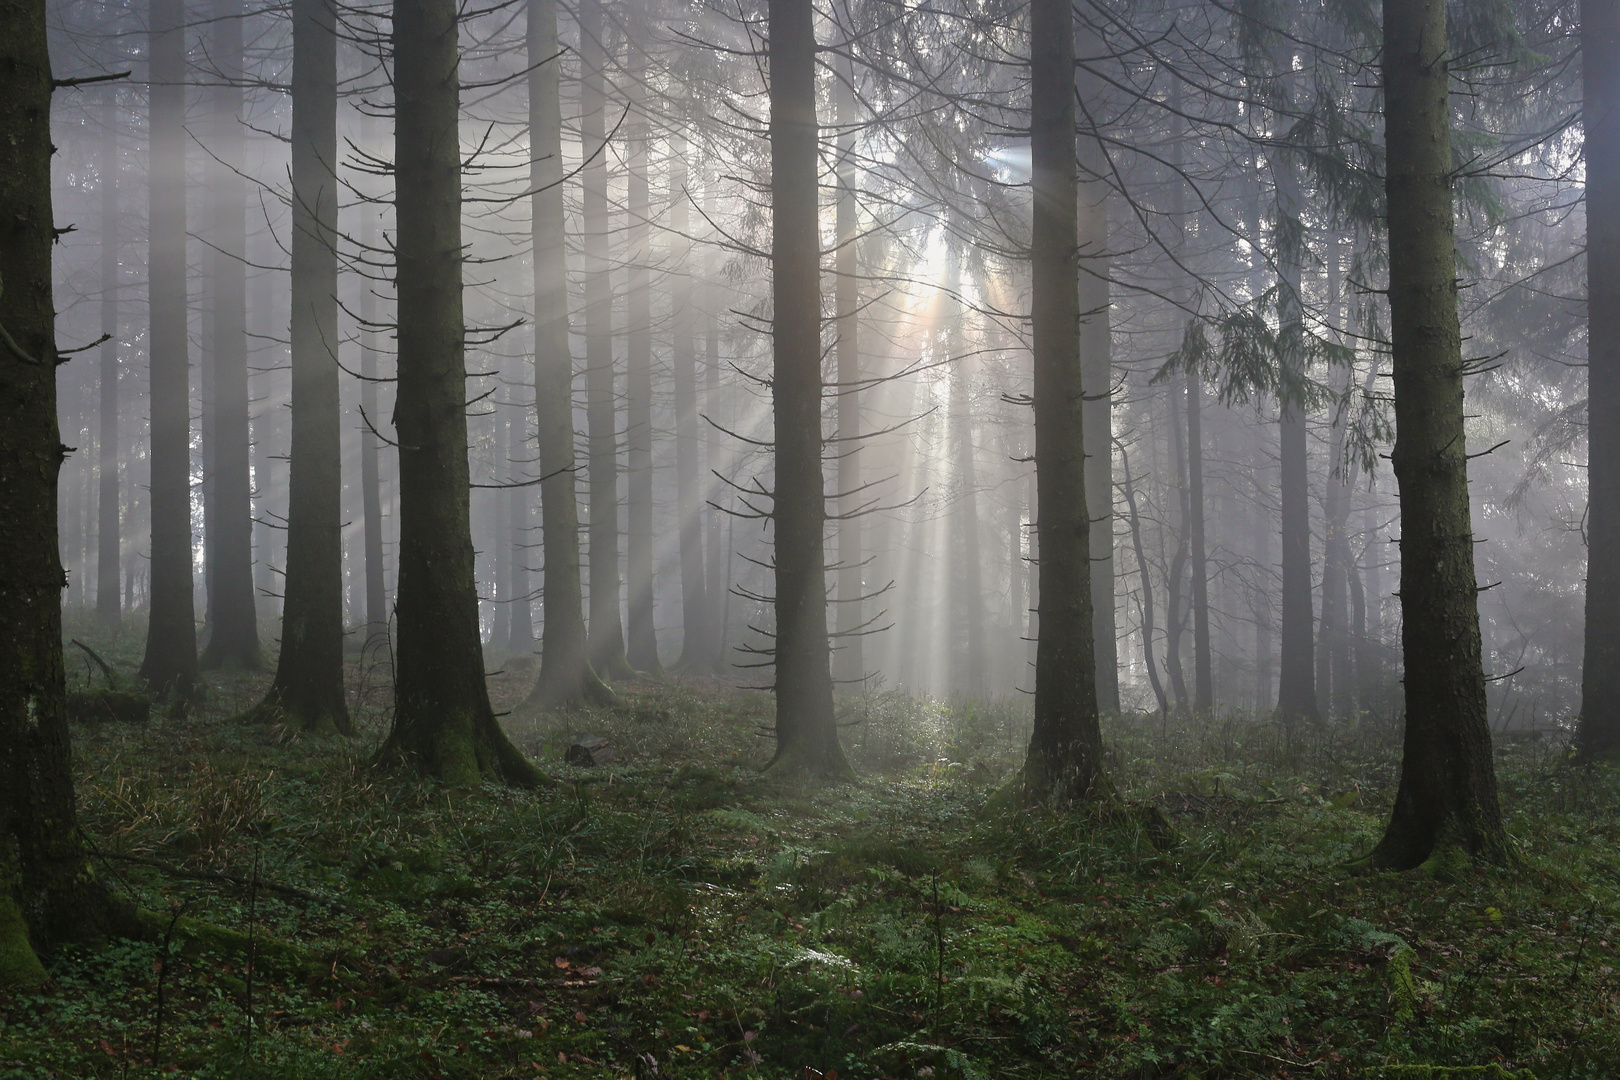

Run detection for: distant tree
[[95, 86, 122, 629], [378, 0, 547, 786], [1578, 0, 1620, 761], [1368, 0, 1510, 868], [1021, 0, 1109, 804], [0, 0, 127, 984]]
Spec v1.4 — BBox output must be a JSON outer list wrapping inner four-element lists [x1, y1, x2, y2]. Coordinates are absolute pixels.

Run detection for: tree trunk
[[96, 88, 121, 629], [200, 0, 261, 670], [670, 134, 709, 672], [832, 55, 865, 690], [250, 0, 350, 732], [1580, 0, 1620, 759], [359, 136, 389, 649], [1, 0, 129, 984], [379, 0, 546, 787], [1120, 439, 1168, 716], [1164, 382, 1191, 711], [1022, 0, 1109, 805], [579, 0, 630, 681], [139, 0, 199, 700], [765, 0, 850, 778], [1369, 0, 1509, 867], [1187, 369, 1212, 712], [526, 0, 613, 708], [705, 288, 730, 670], [944, 234, 986, 698], [506, 400, 535, 656], [624, 93, 661, 675]]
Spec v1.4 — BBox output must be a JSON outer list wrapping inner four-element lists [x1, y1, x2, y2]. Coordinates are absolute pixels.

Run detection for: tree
[[200, 0, 263, 670], [1020, 0, 1109, 804], [95, 86, 121, 629], [764, 0, 851, 778], [378, 0, 547, 787], [139, 0, 200, 700], [0, 0, 127, 984], [831, 50, 864, 689], [1368, 0, 1510, 868], [526, 0, 615, 708], [1578, 0, 1620, 761], [624, 82, 662, 675], [247, 0, 352, 733]]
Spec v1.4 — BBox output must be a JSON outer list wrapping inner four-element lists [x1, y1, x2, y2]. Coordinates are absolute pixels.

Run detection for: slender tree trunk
[[506, 401, 535, 655], [526, 0, 613, 708], [1022, 0, 1109, 804], [1164, 383, 1191, 710], [96, 89, 121, 628], [670, 134, 709, 672], [250, 0, 350, 731], [945, 236, 986, 698], [251, 242, 281, 618], [1005, 431, 1026, 692], [1369, 0, 1509, 867], [139, 0, 199, 699], [1, 1, 130, 983], [1255, 487, 1275, 711], [379, 0, 546, 787], [1188, 369, 1212, 712], [579, 0, 630, 679], [832, 55, 865, 690], [201, 0, 261, 669], [1120, 439, 1168, 716], [765, 0, 850, 778], [704, 292, 729, 670], [1580, 0, 1620, 759], [624, 95, 660, 674], [359, 158, 388, 648]]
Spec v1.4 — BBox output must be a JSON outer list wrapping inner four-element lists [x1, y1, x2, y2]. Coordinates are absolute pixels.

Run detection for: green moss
[[1388, 945, 1417, 1025], [0, 896, 47, 988]]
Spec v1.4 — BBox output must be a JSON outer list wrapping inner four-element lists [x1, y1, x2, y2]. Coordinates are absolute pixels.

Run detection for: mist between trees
[[4, 0, 1618, 1056]]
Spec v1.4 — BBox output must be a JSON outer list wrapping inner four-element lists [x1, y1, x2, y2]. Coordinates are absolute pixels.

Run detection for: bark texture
[[379, 0, 546, 788], [624, 96, 661, 674], [766, 0, 851, 778], [1022, 0, 1110, 805], [251, 0, 351, 732], [1579, 0, 1620, 760], [96, 90, 121, 628], [1369, 0, 1509, 868], [832, 57, 865, 689], [139, 0, 200, 700]]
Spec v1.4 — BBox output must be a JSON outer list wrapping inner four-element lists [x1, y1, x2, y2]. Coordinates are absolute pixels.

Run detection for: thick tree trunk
[[624, 97, 661, 675], [832, 58, 865, 690], [1, 1, 128, 984], [379, 0, 546, 787], [670, 135, 710, 672], [765, 0, 850, 778], [251, 0, 350, 732], [139, 0, 199, 700], [579, 0, 631, 680], [200, 0, 262, 670], [1369, 0, 1509, 867], [96, 90, 121, 628], [1187, 370, 1212, 712], [1022, 0, 1109, 805], [526, 0, 613, 708], [1579, 0, 1620, 759]]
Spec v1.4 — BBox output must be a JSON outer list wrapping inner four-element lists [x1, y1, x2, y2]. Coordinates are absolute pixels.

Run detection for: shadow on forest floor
[[2, 611, 1613, 1078]]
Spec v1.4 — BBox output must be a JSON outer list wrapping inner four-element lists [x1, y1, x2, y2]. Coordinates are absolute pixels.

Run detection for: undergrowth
[[2, 614, 1615, 1078]]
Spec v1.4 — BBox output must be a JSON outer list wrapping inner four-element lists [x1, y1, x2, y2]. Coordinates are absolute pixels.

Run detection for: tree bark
[[1, 0, 129, 984], [832, 53, 865, 690], [139, 0, 199, 700], [505, 402, 535, 655], [250, 0, 351, 732], [1022, 0, 1109, 805], [96, 88, 121, 629], [624, 92, 661, 675], [765, 0, 850, 778], [359, 134, 389, 649], [670, 134, 710, 672], [200, 0, 262, 670], [944, 232, 986, 698], [526, 0, 614, 708], [1369, 0, 1510, 867], [1120, 439, 1168, 716], [1164, 382, 1191, 711], [1187, 370, 1212, 712], [379, 0, 546, 787], [1579, 0, 1620, 759]]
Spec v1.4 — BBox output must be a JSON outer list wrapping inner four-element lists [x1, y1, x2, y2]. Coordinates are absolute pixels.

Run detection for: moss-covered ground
[[4, 614, 1618, 1078]]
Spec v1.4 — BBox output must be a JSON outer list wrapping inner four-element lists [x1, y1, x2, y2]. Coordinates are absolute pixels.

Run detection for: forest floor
[[4, 618, 1619, 1078]]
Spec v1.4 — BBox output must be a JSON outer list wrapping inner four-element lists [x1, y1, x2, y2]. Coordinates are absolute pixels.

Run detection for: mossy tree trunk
[[139, 0, 199, 701], [526, 0, 615, 709], [0, 0, 126, 985], [1579, 0, 1620, 760], [1368, 0, 1510, 868], [765, 0, 852, 779], [250, 0, 351, 733], [378, 0, 547, 788], [1021, 0, 1111, 806]]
